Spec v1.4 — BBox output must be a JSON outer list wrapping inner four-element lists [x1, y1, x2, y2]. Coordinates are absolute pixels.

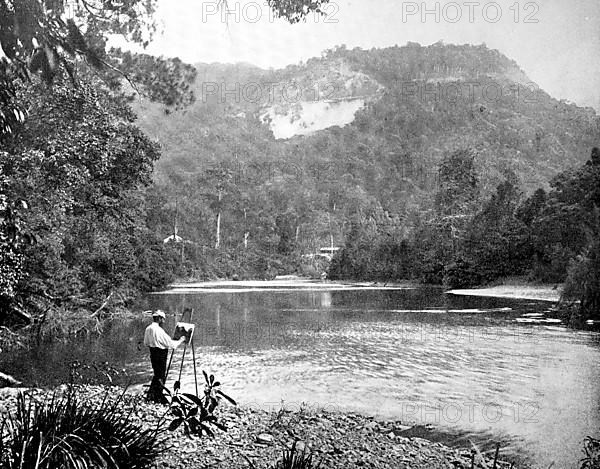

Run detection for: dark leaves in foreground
[[0, 387, 165, 469], [581, 436, 600, 469]]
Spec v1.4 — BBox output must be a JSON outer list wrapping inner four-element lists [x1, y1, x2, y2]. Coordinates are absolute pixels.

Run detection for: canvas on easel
[[173, 322, 195, 343]]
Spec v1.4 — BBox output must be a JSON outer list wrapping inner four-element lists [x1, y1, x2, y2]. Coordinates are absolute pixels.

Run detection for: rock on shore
[[0, 386, 520, 469]]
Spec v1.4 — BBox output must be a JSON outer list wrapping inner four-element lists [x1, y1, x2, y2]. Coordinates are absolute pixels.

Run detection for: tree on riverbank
[[0, 78, 184, 324], [559, 148, 600, 324], [0, 0, 196, 324]]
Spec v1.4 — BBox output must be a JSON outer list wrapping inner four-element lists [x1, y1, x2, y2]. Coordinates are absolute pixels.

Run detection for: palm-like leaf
[[0, 387, 166, 469]]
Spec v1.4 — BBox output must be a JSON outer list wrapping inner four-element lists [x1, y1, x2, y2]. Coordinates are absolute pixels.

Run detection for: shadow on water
[[1, 284, 599, 468]]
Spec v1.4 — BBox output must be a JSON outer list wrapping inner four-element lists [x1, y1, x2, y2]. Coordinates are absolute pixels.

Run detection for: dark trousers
[[148, 347, 169, 404]]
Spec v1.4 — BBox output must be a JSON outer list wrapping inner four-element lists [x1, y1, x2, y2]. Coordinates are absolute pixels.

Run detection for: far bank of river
[[167, 276, 561, 302]]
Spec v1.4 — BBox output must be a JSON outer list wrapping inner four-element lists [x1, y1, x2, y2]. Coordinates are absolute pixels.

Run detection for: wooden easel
[[165, 307, 199, 397]]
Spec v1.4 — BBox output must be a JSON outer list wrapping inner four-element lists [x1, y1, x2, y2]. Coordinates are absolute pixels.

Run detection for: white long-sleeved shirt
[[143, 322, 183, 349]]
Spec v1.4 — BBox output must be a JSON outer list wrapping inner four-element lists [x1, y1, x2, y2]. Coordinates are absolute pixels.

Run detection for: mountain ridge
[[133, 43, 599, 212]]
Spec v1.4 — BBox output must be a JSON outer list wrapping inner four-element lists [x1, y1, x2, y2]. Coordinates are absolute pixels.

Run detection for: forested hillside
[[134, 43, 599, 285]]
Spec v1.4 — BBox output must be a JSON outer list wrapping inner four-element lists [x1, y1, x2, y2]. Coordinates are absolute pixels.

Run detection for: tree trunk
[[244, 208, 248, 249], [215, 211, 221, 249], [215, 190, 222, 249]]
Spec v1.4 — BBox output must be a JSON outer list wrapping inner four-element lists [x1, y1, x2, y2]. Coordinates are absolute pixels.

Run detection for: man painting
[[143, 310, 186, 404]]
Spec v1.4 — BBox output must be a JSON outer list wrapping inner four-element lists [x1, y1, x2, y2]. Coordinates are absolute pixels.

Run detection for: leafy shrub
[[581, 436, 600, 469], [0, 387, 165, 469], [167, 370, 236, 438]]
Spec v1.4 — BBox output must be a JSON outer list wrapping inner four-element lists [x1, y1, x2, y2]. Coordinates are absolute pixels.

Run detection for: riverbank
[[0, 386, 520, 469], [165, 276, 559, 302], [160, 276, 419, 294], [446, 284, 561, 302]]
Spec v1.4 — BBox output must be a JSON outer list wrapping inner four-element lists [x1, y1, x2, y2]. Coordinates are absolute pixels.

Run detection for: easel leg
[[165, 349, 175, 383], [191, 338, 199, 398], [165, 308, 187, 386], [175, 342, 188, 391]]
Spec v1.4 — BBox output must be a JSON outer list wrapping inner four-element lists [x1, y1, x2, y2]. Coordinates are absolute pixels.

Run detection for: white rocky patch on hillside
[[261, 60, 382, 139], [261, 98, 366, 139]]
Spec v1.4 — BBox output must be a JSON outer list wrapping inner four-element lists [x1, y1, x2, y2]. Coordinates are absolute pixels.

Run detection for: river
[[2, 280, 599, 468]]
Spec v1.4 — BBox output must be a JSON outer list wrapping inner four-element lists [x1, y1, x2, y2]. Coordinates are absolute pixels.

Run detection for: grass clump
[[0, 387, 165, 469]]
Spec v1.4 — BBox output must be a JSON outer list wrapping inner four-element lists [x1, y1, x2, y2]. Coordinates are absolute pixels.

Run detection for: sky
[[118, 0, 600, 111]]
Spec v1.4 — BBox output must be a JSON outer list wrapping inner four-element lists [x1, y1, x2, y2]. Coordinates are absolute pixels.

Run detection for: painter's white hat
[[152, 310, 166, 319]]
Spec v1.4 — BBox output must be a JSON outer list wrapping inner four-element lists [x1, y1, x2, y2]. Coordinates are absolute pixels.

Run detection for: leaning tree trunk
[[215, 211, 221, 250]]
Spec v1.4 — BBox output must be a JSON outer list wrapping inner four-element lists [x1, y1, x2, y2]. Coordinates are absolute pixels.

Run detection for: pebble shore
[[0, 386, 520, 469]]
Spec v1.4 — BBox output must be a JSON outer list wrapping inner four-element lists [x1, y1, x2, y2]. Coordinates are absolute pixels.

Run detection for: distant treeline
[[329, 147, 600, 324]]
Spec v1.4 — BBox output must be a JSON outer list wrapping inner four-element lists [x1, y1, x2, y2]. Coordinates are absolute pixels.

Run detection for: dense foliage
[[0, 76, 181, 324], [0, 0, 194, 325], [581, 436, 600, 469], [0, 0, 330, 133], [0, 0, 199, 136]]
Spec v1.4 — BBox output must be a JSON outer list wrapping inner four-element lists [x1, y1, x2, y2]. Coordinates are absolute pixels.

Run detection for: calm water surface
[[3, 281, 599, 468]]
